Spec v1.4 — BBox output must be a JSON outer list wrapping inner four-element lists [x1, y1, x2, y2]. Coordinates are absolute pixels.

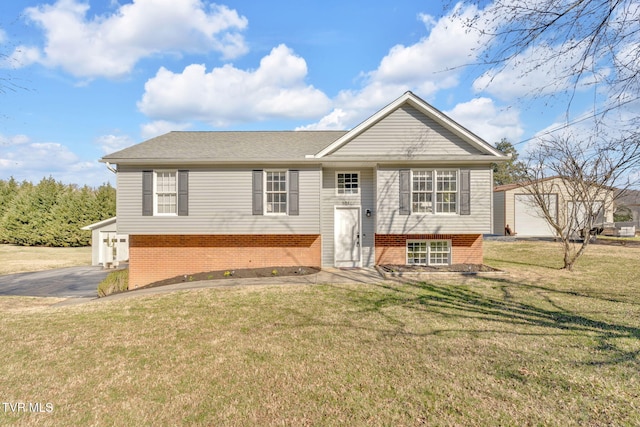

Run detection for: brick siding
[[128, 234, 321, 289], [375, 234, 483, 265]]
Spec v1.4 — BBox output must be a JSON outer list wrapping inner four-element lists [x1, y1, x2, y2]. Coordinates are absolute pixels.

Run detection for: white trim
[[334, 205, 362, 268], [264, 169, 288, 215], [313, 91, 508, 159], [406, 239, 429, 265], [335, 171, 360, 196], [410, 169, 459, 215], [435, 169, 458, 215], [410, 169, 434, 214], [406, 239, 451, 266], [81, 217, 116, 231], [154, 170, 178, 216], [428, 240, 452, 266]]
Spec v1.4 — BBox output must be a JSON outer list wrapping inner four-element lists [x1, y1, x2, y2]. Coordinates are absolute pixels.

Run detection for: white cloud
[[19, 0, 248, 79], [95, 134, 137, 155], [445, 98, 524, 144], [0, 134, 111, 186], [370, 3, 489, 94], [2, 45, 42, 68], [137, 44, 332, 126], [140, 120, 192, 140], [301, 4, 497, 131], [296, 109, 350, 131], [0, 134, 30, 146], [298, 82, 412, 130]]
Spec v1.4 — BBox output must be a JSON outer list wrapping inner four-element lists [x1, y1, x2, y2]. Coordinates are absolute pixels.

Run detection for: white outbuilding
[[81, 217, 129, 267], [494, 177, 615, 238]]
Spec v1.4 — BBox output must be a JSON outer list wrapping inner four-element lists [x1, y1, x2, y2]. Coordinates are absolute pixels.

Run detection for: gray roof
[[616, 188, 640, 205], [102, 131, 347, 164]]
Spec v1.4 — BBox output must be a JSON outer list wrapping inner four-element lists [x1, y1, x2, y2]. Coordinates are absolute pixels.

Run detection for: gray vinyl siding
[[329, 105, 483, 157], [376, 166, 493, 234], [116, 165, 321, 234], [320, 168, 375, 267], [493, 191, 506, 235]]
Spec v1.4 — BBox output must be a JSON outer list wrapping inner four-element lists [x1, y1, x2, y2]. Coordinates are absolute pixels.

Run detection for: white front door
[[334, 207, 361, 267]]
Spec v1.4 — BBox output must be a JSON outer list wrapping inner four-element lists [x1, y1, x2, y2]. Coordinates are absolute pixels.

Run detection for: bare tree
[[451, 0, 640, 270], [522, 131, 640, 270], [460, 0, 640, 110]]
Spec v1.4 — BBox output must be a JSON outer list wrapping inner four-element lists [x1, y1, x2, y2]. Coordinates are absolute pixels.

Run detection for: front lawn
[[0, 244, 91, 275], [1, 241, 638, 426]]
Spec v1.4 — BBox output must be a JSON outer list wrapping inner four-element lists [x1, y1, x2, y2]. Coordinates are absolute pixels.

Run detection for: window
[[407, 240, 451, 266], [143, 170, 188, 217], [412, 171, 433, 213], [436, 170, 457, 213], [155, 171, 177, 215], [429, 241, 450, 265], [336, 172, 359, 195], [407, 241, 428, 265], [411, 170, 457, 214], [265, 171, 287, 214]]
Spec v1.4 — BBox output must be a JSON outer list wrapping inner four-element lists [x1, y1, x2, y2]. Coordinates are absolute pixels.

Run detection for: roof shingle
[[101, 131, 347, 163]]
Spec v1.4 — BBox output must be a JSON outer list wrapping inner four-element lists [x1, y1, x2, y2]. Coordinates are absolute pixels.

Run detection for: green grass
[[97, 269, 129, 297], [1, 240, 639, 426]]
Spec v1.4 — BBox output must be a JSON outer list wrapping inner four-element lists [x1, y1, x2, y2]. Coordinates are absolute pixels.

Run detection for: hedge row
[[0, 177, 116, 247]]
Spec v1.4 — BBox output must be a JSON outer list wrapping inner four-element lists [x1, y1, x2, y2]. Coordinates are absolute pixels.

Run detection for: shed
[[494, 177, 615, 238], [81, 217, 129, 267]]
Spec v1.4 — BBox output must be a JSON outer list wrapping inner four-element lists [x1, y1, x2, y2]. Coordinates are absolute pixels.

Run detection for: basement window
[[407, 240, 451, 266]]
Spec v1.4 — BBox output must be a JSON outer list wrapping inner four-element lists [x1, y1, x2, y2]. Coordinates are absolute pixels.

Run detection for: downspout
[[106, 162, 117, 174]]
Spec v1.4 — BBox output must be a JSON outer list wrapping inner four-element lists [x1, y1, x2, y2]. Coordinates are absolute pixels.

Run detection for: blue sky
[[0, 0, 616, 186]]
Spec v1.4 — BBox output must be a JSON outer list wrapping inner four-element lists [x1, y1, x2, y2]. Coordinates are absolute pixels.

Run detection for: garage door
[[514, 194, 557, 237]]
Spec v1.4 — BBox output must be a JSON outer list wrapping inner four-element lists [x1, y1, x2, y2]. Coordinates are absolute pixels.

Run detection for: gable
[[314, 91, 506, 161], [327, 105, 484, 158]]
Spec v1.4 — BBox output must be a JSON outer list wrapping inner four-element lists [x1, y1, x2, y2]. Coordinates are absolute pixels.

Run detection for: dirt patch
[[379, 264, 500, 273], [140, 266, 321, 289]]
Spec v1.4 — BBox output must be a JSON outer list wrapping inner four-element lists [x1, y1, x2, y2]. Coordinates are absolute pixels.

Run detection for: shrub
[[97, 269, 129, 297]]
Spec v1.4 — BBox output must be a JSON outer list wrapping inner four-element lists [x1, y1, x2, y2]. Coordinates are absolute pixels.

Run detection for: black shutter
[[142, 170, 153, 216], [252, 170, 263, 215], [460, 169, 471, 215], [399, 169, 411, 215], [178, 170, 189, 216], [289, 170, 299, 216]]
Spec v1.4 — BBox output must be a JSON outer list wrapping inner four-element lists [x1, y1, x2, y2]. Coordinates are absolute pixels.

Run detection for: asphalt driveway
[[0, 266, 111, 298]]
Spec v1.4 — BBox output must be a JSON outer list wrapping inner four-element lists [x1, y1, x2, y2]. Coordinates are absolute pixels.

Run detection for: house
[[81, 217, 129, 267], [101, 91, 509, 289], [494, 177, 615, 238]]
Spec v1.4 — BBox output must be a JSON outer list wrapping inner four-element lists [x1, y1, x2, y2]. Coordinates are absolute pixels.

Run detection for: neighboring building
[[81, 217, 129, 267], [615, 188, 640, 228], [494, 177, 615, 237], [101, 92, 509, 289]]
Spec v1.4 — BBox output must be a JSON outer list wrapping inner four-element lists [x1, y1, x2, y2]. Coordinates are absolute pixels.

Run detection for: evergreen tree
[[492, 139, 527, 186], [0, 177, 116, 247], [92, 183, 117, 221], [0, 177, 19, 217], [1, 180, 35, 245]]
